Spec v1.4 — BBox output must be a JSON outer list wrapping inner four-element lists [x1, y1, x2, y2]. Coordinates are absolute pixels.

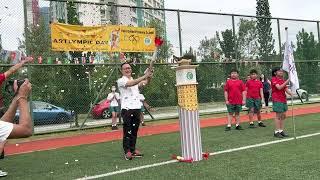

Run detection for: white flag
[[282, 31, 299, 94]]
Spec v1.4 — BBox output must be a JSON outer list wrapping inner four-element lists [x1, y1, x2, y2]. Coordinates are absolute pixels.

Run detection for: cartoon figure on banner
[[109, 28, 120, 49]]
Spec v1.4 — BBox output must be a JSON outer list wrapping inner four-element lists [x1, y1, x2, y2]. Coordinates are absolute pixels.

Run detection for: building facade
[[25, 0, 40, 26], [50, 0, 165, 27]]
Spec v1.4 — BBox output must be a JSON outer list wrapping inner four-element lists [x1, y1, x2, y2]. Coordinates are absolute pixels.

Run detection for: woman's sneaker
[[124, 152, 133, 160], [111, 125, 118, 130], [274, 132, 283, 138], [258, 122, 266, 127], [280, 131, 289, 137], [132, 150, 144, 158]]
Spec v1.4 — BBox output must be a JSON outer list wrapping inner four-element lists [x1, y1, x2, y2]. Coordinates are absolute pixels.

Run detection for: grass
[[1, 113, 320, 180]]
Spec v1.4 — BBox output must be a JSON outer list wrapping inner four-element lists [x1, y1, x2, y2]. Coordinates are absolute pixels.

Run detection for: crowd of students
[[224, 68, 293, 138]]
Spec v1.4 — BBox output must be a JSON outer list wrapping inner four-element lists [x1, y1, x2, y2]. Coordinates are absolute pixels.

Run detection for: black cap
[[272, 67, 281, 77]]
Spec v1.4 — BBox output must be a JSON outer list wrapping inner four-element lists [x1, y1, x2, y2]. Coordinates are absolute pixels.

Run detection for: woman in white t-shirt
[[107, 85, 120, 130]]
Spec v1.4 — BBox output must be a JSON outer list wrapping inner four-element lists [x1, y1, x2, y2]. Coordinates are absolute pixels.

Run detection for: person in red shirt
[[224, 69, 246, 131], [246, 69, 266, 128], [0, 58, 32, 176], [0, 59, 32, 117], [271, 67, 293, 138]]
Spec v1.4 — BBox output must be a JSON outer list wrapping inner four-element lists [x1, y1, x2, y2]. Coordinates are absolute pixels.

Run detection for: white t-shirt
[[138, 93, 145, 107], [117, 76, 142, 110], [107, 92, 120, 107], [0, 120, 13, 142]]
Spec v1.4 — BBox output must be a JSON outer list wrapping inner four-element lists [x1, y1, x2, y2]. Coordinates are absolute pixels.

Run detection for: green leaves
[[256, 0, 275, 60]]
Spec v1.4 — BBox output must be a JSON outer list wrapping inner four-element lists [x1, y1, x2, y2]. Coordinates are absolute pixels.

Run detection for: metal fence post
[[27, 64, 34, 133], [177, 10, 183, 56], [80, 66, 117, 129], [317, 22, 320, 54], [277, 18, 282, 61], [232, 15, 238, 60]]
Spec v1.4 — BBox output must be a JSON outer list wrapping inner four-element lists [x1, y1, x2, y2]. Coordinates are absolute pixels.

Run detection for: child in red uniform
[[271, 67, 293, 138], [224, 69, 246, 131], [246, 69, 266, 128]]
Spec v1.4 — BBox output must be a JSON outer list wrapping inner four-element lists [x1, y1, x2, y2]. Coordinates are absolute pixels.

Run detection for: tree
[[256, 0, 275, 60], [182, 46, 196, 62], [237, 18, 259, 60], [197, 36, 221, 62], [295, 28, 318, 60], [147, 19, 173, 61], [295, 28, 319, 94], [142, 64, 177, 107], [66, 1, 81, 25], [25, 15, 64, 62], [216, 29, 237, 59]]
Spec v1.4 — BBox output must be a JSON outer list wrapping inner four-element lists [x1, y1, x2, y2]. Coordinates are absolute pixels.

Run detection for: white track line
[[76, 132, 320, 180]]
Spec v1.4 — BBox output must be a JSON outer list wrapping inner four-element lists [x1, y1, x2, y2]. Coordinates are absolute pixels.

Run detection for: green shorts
[[246, 98, 262, 112], [272, 102, 288, 113], [109, 106, 120, 113], [226, 104, 242, 113]]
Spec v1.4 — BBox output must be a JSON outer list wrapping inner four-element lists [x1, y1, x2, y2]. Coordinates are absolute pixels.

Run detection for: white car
[[286, 89, 308, 101]]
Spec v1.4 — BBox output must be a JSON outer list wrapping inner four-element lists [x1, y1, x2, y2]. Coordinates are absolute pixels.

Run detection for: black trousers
[[121, 109, 141, 153], [264, 92, 270, 106]]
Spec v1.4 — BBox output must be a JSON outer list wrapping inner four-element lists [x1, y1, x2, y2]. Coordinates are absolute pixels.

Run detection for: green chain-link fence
[[1, 61, 319, 134], [0, 0, 320, 134]]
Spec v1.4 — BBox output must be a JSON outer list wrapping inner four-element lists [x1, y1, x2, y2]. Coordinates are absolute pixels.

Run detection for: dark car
[[92, 98, 111, 119], [15, 101, 75, 125]]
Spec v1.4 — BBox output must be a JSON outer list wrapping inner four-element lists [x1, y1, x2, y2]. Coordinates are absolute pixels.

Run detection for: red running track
[[5, 105, 320, 155]]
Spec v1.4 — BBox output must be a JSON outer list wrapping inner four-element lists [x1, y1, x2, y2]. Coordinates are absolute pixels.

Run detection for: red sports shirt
[[246, 79, 263, 99], [271, 76, 287, 103], [224, 79, 245, 105]]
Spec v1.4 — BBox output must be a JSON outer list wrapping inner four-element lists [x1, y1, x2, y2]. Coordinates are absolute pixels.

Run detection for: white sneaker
[[0, 170, 8, 177]]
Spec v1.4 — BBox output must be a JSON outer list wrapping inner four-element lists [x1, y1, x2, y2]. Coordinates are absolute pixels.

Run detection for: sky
[[1, 0, 320, 53]]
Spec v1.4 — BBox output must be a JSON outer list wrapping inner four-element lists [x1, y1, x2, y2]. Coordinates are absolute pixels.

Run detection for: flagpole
[[289, 70, 297, 142], [285, 27, 297, 142]]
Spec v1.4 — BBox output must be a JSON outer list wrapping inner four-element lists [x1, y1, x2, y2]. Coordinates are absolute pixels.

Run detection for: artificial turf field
[[1, 113, 320, 180]]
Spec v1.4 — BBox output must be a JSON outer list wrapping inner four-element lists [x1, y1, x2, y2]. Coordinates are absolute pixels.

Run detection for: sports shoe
[[0, 170, 7, 177], [280, 131, 289, 137], [132, 150, 144, 158], [235, 125, 243, 130], [274, 132, 283, 138], [248, 123, 256, 128], [258, 122, 266, 127], [225, 126, 231, 131], [111, 125, 118, 130], [124, 151, 133, 160], [141, 122, 146, 126]]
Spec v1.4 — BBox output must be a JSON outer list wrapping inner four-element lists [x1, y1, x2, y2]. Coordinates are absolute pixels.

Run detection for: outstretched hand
[[15, 79, 32, 98], [21, 57, 33, 64], [144, 68, 153, 79]]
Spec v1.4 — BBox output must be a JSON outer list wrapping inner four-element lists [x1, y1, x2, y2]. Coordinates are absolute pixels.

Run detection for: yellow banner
[[51, 23, 156, 52]]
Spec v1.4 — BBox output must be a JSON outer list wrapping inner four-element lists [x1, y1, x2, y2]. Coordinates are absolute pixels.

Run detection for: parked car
[[92, 99, 111, 119], [15, 101, 75, 125], [286, 88, 309, 101]]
